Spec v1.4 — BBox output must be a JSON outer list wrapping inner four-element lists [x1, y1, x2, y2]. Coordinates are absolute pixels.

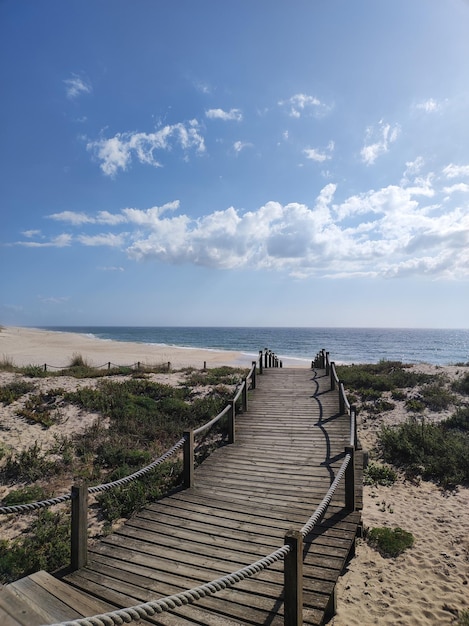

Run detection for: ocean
[[41, 327, 469, 367]]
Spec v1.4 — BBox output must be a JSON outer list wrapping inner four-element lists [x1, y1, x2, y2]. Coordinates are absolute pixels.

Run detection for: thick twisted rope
[[300, 453, 351, 537], [46, 544, 291, 626], [0, 437, 185, 515], [0, 493, 72, 515], [193, 404, 230, 436]]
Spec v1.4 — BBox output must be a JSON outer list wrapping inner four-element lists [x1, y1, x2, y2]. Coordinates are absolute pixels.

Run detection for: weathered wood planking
[[0, 366, 362, 626]]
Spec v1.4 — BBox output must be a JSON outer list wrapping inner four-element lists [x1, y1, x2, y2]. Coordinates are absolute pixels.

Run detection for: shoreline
[[0, 326, 310, 369], [0, 326, 250, 369]]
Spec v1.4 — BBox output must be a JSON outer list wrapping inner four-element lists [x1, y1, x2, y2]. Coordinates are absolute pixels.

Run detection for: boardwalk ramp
[[0, 364, 362, 625]]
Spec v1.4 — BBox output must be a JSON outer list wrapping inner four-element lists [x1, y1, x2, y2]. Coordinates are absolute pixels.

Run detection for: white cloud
[[48, 211, 94, 225], [361, 120, 400, 165], [87, 121, 205, 177], [77, 233, 126, 247], [442, 164, 469, 179], [304, 141, 334, 162], [21, 229, 41, 238], [64, 73, 92, 99], [233, 141, 252, 154], [18, 163, 469, 280], [16, 234, 72, 248], [279, 94, 329, 118], [443, 183, 469, 195], [98, 266, 125, 272], [206, 108, 243, 121], [415, 98, 441, 113]]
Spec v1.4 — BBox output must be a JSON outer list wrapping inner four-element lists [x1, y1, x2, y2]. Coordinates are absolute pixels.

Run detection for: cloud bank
[[17, 162, 469, 281]]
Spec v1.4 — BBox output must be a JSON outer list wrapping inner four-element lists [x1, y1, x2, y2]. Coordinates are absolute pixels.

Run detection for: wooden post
[[44, 364, 47, 372], [345, 446, 355, 512], [284, 529, 303, 626], [228, 399, 236, 444], [183, 430, 194, 488], [350, 406, 358, 449], [203, 361, 207, 370], [330, 362, 336, 390], [167, 361, 171, 372], [325, 352, 330, 375], [251, 361, 257, 389], [71, 483, 88, 571], [339, 382, 345, 415], [242, 379, 248, 412], [259, 351, 263, 374]]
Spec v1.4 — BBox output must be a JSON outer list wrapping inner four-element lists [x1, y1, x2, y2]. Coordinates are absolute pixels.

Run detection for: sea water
[[41, 327, 469, 366]]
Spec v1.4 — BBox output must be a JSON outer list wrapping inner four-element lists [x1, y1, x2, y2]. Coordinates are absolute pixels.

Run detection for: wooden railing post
[[330, 362, 336, 390], [284, 529, 303, 626], [339, 382, 345, 415], [259, 351, 263, 374], [183, 430, 194, 488], [345, 446, 355, 512], [251, 361, 257, 389], [71, 483, 88, 571], [325, 352, 330, 375], [228, 400, 236, 444], [242, 379, 248, 412]]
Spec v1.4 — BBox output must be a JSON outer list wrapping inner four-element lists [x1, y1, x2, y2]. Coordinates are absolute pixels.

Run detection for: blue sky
[[1, 0, 469, 328]]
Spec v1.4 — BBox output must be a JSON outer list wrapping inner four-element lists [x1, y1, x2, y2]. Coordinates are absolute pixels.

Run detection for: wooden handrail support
[[325, 351, 330, 376], [284, 529, 303, 626], [251, 361, 257, 389], [259, 351, 263, 374], [345, 445, 355, 512], [71, 483, 88, 571], [228, 399, 236, 444], [183, 430, 194, 489], [330, 362, 339, 391], [339, 382, 346, 415], [242, 379, 248, 413]]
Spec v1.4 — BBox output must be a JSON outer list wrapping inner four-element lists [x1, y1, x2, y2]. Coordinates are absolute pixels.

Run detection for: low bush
[[364, 463, 397, 486], [379, 417, 469, 488], [0, 509, 70, 584], [452, 373, 469, 396], [367, 526, 414, 557], [96, 460, 181, 522], [1, 485, 47, 506], [4, 442, 59, 482], [0, 380, 35, 404]]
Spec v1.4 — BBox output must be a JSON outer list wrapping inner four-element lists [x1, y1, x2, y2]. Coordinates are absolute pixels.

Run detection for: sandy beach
[[1, 326, 468, 623], [0, 326, 252, 370]]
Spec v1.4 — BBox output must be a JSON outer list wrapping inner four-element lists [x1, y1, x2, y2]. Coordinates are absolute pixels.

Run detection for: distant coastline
[[34, 325, 469, 366]]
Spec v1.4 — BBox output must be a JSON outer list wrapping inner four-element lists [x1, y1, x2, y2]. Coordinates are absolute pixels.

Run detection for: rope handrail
[[300, 453, 351, 537], [193, 404, 231, 436], [46, 543, 292, 626], [0, 438, 186, 515], [44, 420, 354, 625]]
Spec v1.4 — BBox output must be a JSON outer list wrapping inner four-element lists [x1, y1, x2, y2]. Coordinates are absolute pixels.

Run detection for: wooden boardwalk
[[0, 365, 362, 626]]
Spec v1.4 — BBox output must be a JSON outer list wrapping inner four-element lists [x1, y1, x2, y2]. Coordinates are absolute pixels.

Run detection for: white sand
[[329, 363, 469, 625], [0, 326, 254, 369]]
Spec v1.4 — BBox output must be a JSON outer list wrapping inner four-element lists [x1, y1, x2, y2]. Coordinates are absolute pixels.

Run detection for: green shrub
[[1, 485, 47, 506], [364, 463, 397, 486], [367, 526, 414, 557], [420, 383, 455, 411], [4, 442, 58, 481], [379, 418, 469, 488], [97, 460, 181, 522], [443, 406, 469, 432], [0, 509, 70, 584], [457, 609, 469, 626], [452, 373, 469, 396], [405, 398, 425, 413], [0, 380, 35, 404]]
